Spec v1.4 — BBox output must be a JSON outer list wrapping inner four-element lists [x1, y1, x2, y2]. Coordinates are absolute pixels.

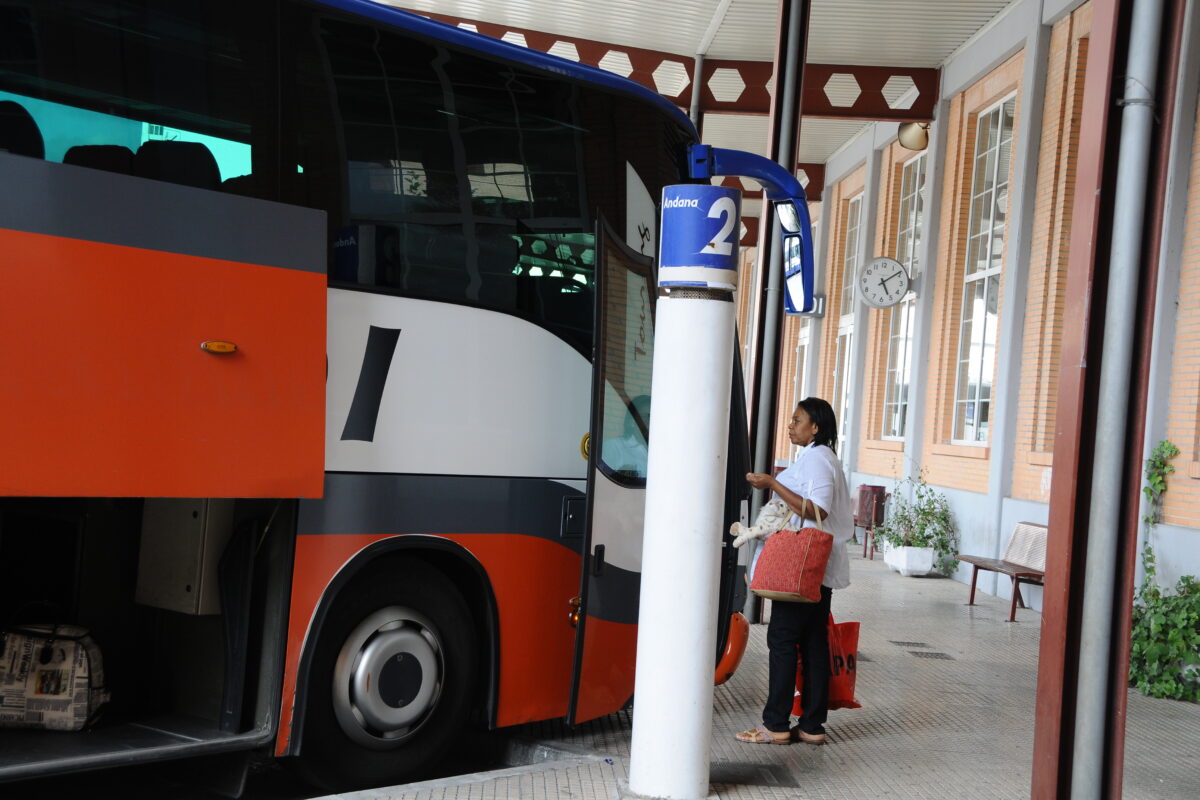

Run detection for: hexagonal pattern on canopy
[[547, 41, 580, 62], [597, 50, 634, 78], [708, 68, 746, 103], [823, 73, 861, 108], [653, 61, 691, 97], [882, 75, 918, 110]]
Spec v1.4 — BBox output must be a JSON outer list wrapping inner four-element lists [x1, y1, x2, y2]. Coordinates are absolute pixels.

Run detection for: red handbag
[[749, 512, 833, 603], [792, 615, 862, 715]]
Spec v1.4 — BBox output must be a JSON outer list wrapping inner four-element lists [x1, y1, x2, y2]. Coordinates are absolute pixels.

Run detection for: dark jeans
[[763, 585, 832, 734]]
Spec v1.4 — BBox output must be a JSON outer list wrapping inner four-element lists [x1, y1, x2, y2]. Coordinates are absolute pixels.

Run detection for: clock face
[[858, 257, 910, 308]]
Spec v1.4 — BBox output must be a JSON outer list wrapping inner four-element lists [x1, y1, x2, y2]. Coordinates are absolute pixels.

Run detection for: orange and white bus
[[0, 0, 751, 791]]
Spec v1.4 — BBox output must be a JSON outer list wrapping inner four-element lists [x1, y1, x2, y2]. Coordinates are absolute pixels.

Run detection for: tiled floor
[[318, 548, 1200, 800]]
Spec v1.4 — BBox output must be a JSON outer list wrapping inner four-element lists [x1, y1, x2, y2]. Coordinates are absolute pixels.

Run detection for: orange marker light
[[200, 340, 238, 354]]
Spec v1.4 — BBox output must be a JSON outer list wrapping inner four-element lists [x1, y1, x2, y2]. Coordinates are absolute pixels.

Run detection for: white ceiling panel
[[705, 0, 779, 60], [797, 119, 875, 164], [700, 113, 771, 157], [803, 0, 1018, 66]]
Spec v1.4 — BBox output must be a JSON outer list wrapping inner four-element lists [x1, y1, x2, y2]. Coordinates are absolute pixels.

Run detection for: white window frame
[[833, 325, 854, 458], [882, 153, 926, 440], [951, 95, 1016, 445], [834, 194, 861, 457], [839, 195, 863, 313]]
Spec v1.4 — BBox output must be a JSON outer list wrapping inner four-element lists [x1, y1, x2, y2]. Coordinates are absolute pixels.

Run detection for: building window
[[882, 153, 925, 439], [839, 195, 863, 312], [795, 318, 811, 403], [792, 319, 812, 460], [953, 97, 1015, 443], [833, 326, 854, 456], [833, 193, 861, 455]]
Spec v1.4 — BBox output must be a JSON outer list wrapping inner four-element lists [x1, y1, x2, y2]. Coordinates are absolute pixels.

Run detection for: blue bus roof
[[313, 0, 698, 138]]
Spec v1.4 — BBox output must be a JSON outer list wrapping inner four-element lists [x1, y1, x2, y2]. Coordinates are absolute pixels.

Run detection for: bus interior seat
[[133, 140, 220, 189], [222, 174, 259, 196], [63, 144, 134, 174], [0, 100, 44, 159]]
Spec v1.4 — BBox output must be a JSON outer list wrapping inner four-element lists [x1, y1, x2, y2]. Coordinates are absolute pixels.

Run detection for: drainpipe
[[743, 0, 808, 623], [689, 54, 704, 130], [1069, 0, 1163, 796]]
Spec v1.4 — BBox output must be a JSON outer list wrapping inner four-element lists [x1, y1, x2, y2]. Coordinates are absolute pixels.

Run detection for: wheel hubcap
[[332, 606, 443, 749]]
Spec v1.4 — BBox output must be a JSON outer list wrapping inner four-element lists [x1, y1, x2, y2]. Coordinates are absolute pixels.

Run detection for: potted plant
[[875, 473, 959, 577]]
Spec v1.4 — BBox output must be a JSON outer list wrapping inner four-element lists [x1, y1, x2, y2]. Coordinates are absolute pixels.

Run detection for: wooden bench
[[959, 521, 1047, 622]]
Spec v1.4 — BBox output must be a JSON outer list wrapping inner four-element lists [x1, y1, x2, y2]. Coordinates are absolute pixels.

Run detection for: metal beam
[[795, 163, 825, 201], [800, 63, 938, 121], [703, 60, 937, 120]]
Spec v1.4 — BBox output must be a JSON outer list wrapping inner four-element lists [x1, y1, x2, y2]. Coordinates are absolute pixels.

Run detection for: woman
[[733, 397, 854, 745]]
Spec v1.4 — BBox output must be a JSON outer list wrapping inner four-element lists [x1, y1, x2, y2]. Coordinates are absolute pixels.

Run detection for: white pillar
[[628, 185, 739, 800]]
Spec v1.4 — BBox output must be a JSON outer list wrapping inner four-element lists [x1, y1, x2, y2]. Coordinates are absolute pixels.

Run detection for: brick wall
[[1160, 91, 1200, 528], [1011, 3, 1092, 502], [921, 51, 1025, 492]]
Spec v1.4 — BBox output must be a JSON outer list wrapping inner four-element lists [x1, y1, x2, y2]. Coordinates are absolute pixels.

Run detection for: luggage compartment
[[0, 497, 295, 782]]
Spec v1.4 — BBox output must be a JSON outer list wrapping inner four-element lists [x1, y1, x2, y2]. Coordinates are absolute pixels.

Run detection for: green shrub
[[1129, 545, 1200, 702]]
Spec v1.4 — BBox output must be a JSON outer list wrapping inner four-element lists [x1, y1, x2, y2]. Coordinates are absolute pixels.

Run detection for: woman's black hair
[[796, 396, 839, 453]]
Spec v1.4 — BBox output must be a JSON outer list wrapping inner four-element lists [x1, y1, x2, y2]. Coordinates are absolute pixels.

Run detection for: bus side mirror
[[775, 198, 817, 315], [683, 145, 818, 314]]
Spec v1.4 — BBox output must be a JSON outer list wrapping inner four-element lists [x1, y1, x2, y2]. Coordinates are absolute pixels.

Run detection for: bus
[[0, 0, 753, 792]]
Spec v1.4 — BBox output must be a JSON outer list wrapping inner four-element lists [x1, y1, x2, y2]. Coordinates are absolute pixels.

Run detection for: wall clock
[[858, 256, 910, 308]]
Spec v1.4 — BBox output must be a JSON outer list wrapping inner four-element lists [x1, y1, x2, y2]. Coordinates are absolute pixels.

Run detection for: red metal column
[[1030, 0, 1124, 796]]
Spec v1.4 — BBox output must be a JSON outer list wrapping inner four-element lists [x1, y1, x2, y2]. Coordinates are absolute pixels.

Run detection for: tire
[[294, 557, 479, 791]]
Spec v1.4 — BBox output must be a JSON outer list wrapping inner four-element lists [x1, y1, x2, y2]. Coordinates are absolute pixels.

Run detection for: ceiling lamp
[[897, 122, 931, 151]]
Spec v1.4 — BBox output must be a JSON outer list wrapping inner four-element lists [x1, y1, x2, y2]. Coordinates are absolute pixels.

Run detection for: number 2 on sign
[[700, 196, 737, 256]]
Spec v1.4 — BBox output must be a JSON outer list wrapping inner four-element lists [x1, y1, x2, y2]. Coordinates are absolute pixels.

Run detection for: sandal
[[734, 724, 790, 745], [791, 726, 827, 745]]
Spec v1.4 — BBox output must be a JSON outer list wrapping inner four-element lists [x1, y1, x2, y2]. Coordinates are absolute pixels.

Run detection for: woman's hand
[[745, 472, 775, 491]]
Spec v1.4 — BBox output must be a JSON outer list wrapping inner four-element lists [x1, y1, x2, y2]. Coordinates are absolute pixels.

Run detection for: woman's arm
[[745, 472, 829, 521]]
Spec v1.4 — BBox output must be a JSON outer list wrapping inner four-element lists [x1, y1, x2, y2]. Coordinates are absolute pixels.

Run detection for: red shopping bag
[[792, 614, 861, 715], [749, 524, 833, 603]]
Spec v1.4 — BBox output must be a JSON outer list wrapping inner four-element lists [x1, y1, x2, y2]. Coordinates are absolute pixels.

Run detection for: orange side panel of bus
[[0, 227, 325, 498], [278, 532, 581, 756], [571, 616, 637, 724]]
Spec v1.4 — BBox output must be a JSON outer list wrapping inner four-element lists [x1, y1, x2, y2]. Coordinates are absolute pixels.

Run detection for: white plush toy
[[729, 498, 794, 548]]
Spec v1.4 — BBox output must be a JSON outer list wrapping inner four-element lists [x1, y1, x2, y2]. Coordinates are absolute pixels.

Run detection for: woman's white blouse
[[772, 443, 855, 589]]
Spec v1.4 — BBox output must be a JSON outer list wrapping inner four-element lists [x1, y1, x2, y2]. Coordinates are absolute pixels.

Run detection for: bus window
[[296, 12, 595, 352], [0, 90, 251, 182], [0, 1, 269, 198]]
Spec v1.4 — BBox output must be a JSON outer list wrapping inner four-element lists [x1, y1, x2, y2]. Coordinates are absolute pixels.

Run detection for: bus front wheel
[[296, 557, 479, 791]]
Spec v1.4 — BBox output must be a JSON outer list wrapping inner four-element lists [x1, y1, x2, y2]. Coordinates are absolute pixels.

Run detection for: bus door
[[568, 217, 656, 725]]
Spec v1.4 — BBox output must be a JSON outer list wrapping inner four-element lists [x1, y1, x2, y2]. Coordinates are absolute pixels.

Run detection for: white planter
[[884, 545, 936, 577]]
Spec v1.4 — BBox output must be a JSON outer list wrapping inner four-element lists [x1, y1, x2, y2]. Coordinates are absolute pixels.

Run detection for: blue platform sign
[[658, 184, 741, 290]]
